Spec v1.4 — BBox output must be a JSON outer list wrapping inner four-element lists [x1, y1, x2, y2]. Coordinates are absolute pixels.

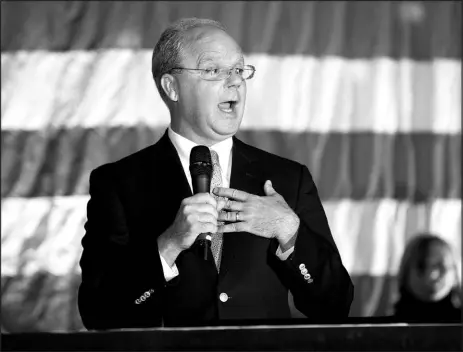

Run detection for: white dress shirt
[[159, 126, 294, 281]]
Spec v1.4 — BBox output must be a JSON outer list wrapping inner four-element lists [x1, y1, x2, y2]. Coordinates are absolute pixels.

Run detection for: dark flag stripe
[[1, 128, 460, 200], [237, 130, 461, 201], [1, 1, 460, 59]]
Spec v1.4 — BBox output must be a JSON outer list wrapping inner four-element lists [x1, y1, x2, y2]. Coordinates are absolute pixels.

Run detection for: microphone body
[[189, 146, 213, 260]]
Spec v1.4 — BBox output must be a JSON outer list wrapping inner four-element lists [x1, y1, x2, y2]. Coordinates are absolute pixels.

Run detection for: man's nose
[[226, 70, 243, 87]]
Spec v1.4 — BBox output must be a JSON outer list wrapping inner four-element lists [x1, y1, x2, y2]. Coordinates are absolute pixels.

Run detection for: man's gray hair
[[152, 18, 227, 102]]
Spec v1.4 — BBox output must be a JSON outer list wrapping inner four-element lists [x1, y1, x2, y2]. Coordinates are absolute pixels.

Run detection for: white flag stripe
[[1, 196, 460, 277], [432, 60, 462, 133], [1, 51, 460, 133], [1, 196, 88, 277]]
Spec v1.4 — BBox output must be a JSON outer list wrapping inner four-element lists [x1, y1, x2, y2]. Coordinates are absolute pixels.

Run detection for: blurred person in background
[[77, 17, 353, 330], [392, 233, 461, 322]]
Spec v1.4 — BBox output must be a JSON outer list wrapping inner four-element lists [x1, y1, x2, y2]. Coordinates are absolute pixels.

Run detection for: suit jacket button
[[219, 293, 229, 302], [301, 268, 308, 275], [299, 264, 306, 270], [303, 273, 311, 280]]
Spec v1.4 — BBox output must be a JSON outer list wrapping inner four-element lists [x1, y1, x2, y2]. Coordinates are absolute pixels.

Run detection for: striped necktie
[[210, 150, 224, 271]]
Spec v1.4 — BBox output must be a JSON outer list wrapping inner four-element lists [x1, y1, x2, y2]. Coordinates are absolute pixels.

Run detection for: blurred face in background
[[169, 26, 247, 145], [407, 241, 456, 302]]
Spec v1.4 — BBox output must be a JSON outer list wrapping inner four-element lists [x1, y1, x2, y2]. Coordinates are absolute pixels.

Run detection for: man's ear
[[160, 74, 178, 102]]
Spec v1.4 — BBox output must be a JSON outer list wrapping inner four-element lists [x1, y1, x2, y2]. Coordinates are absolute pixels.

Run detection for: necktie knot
[[209, 149, 223, 194], [210, 149, 220, 167]]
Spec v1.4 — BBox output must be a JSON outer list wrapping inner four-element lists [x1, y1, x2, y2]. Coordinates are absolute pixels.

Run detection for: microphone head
[[189, 145, 212, 179], [190, 145, 212, 165]]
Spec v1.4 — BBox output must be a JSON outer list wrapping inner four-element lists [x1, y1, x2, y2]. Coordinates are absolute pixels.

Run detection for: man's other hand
[[213, 180, 300, 247]]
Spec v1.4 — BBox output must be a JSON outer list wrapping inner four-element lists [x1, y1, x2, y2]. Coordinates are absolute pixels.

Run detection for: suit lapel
[[229, 137, 264, 197], [219, 137, 265, 279], [143, 131, 192, 230]]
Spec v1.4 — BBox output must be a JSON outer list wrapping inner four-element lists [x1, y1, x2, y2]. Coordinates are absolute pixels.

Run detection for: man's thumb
[[264, 180, 277, 196]]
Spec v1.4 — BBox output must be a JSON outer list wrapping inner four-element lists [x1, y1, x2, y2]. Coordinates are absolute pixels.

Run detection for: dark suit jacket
[[78, 131, 354, 330]]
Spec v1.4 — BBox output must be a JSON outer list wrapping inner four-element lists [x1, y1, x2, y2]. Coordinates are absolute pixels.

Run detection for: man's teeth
[[219, 102, 235, 112]]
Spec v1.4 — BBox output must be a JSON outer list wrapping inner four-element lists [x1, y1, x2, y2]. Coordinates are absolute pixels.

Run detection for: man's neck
[[169, 124, 231, 147]]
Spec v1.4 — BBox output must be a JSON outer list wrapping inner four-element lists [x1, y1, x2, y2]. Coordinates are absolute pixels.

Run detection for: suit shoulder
[[234, 137, 305, 172], [89, 143, 156, 182]]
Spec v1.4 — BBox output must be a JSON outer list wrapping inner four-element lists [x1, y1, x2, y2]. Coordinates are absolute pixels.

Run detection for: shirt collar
[[167, 126, 233, 170]]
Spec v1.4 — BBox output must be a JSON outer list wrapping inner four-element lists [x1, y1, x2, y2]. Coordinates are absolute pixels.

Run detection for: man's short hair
[[152, 18, 226, 102]]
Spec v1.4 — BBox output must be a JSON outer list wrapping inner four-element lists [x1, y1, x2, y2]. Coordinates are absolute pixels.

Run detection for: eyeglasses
[[169, 65, 256, 81]]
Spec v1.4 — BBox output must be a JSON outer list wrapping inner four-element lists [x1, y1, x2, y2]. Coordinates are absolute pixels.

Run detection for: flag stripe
[[237, 130, 461, 202], [2, 196, 460, 277], [2, 52, 460, 133], [1, 1, 460, 60], [2, 128, 460, 200]]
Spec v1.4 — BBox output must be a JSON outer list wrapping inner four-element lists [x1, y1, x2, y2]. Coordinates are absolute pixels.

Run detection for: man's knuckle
[[205, 223, 215, 232], [209, 195, 217, 205], [185, 213, 195, 223]]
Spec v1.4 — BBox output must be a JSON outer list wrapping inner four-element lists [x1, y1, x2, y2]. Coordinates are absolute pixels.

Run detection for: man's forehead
[[183, 26, 243, 62], [196, 50, 244, 64]]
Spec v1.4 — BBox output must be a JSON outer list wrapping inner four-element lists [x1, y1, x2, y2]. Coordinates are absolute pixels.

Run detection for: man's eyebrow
[[197, 52, 245, 67], [197, 56, 216, 66], [196, 52, 221, 66]]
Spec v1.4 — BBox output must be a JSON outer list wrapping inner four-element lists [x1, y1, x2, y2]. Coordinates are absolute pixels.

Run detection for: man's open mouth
[[218, 100, 237, 113]]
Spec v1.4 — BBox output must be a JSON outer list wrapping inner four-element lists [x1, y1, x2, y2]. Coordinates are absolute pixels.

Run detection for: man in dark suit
[[78, 18, 354, 330]]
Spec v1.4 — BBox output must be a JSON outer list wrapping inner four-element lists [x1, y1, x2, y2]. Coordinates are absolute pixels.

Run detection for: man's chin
[[210, 130, 237, 142], [212, 119, 242, 135]]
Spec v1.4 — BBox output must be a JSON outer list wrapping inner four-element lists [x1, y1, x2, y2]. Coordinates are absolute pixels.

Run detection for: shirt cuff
[[275, 245, 295, 261], [159, 251, 179, 281]]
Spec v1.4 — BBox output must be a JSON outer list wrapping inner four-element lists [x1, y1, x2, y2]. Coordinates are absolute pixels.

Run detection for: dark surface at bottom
[[2, 323, 461, 351]]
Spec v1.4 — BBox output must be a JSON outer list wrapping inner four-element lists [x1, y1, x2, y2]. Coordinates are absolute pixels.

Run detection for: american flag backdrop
[[1, 1, 461, 332]]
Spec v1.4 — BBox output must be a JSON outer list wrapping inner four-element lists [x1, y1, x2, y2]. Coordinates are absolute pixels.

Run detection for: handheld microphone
[[189, 145, 213, 260]]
